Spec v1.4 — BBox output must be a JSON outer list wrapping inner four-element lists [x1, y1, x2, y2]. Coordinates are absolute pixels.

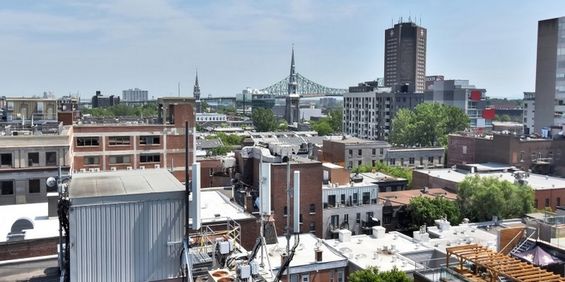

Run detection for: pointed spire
[[193, 68, 201, 101], [290, 44, 296, 77], [195, 68, 199, 87]]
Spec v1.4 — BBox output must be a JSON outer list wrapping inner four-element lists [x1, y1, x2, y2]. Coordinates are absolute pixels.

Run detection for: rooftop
[[379, 188, 457, 206], [424, 222, 498, 252], [69, 169, 184, 199], [324, 230, 432, 272], [197, 190, 255, 223], [327, 137, 389, 146], [415, 164, 565, 190], [0, 202, 58, 243], [265, 233, 347, 275]]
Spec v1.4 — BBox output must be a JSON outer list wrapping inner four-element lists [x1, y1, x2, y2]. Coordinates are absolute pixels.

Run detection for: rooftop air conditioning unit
[[111, 167, 117, 171], [139, 166, 145, 170], [127, 166, 133, 170], [79, 169, 86, 173], [154, 164, 160, 169], [93, 168, 100, 172]]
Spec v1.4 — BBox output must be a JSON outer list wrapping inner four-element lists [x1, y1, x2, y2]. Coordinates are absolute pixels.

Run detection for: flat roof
[[324, 231, 431, 272], [0, 203, 58, 243], [424, 223, 498, 252], [326, 137, 389, 145], [266, 233, 347, 274], [379, 188, 457, 206], [195, 191, 255, 223], [70, 169, 184, 199], [415, 167, 565, 190]]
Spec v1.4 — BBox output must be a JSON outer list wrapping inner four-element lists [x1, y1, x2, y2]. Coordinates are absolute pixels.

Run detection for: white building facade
[[122, 88, 149, 102]]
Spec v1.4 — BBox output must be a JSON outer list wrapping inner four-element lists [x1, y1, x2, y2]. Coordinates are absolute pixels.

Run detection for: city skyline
[[0, 0, 564, 99]]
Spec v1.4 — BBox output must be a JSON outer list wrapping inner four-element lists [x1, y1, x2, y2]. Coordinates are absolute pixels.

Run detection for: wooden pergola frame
[[446, 244, 565, 282]]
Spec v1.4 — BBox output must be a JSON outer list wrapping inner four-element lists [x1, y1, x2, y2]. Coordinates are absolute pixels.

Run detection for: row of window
[[348, 148, 385, 156], [0, 152, 57, 168], [330, 212, 374, 227], [76, 136, 161, 147], [0, 179, 41, 195], [84, 154, 161, 165], [536, 197, 561, 208]]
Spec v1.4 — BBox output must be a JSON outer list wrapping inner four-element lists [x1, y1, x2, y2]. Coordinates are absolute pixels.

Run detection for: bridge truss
[[260, 73, 347, 97]]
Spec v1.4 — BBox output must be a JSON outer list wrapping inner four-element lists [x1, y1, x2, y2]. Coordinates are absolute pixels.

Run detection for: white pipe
[[293, 170, 300, 233]]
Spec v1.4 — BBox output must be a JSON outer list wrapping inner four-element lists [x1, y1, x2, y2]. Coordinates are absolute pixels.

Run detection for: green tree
[[390, 103, 469, 147], [312, 120, 333, 136], [327, 108, 343, 133], [349, 267, 411, 282], [457, 175, 534, 222], [252, 108, 278, 132], [409, 196, 461, 228], [278, 120, 289, 131]]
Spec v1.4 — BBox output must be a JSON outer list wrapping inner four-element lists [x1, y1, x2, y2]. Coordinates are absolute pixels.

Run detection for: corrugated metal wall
[[70, 198, 185, 282]]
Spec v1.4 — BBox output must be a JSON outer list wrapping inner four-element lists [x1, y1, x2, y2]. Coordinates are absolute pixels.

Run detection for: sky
[[1, 0, 564, 99]]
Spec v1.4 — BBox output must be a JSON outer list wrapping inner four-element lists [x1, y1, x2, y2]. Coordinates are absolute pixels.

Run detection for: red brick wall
[[270, 162, 323, 238], [535, 189, 565, 210], [447, 135, 476, 166], [0, 237, 58, 261], [322, 140, 345, 164]]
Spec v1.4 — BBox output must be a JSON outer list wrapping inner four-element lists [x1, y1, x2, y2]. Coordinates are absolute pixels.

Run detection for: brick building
[[322, 137, 445, 170], [447, 132, 565, 176], [0, 124, 71, 205], [412, 163, 565, 210], [235, 147, 323, 239], [72, 98, 195, 182]]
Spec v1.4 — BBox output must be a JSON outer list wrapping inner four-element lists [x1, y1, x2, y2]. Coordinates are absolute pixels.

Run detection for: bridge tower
[[285, 46, 300, 124]]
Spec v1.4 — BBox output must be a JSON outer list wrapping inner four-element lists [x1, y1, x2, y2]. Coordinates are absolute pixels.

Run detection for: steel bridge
[[260, 72, 346, 98]]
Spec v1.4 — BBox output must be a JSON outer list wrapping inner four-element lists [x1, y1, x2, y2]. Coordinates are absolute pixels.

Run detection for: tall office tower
[[384, 20, 427, 93], [193, 70, 201, 113], [534, 17, 565, 131], [122, 88, 149, 102]]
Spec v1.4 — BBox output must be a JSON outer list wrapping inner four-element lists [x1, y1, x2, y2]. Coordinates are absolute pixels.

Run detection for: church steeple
[[288, 45, 297, 95], [193, 69, 201, 113], [193, 69, 200, 100]]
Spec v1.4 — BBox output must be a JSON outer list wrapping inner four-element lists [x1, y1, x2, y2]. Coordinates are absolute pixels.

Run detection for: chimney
[[47, 192, 58, 218], [281, 253, 288, 267], [315, 248, 323, 262]]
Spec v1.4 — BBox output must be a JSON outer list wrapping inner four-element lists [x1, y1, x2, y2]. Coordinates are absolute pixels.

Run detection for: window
[[1, 180, 14, 195], [337, 271, 345, 282], [358, 149, 362, 156], [358, 160, 362, 166], [389, 158, 396, 165], [420, 157, 424, 165], [379, 148, 384, 155], [362, 192, 370, 204], [109, 155, 131, 164], [366, 211, 374, 221], [283, 206, 288, 216], [139, 135, 160, 145], [344, 214, 349, 223], [356, 213, 361, 223], [300, 214, 303, 223], [108, 136, 131, 146], [309, 222, 315, 232], [353, 193, 358, 205], [372, 149, 376, 155], [428, 156, 434, 164], [76, 137, 100, 147], [409, 157, 415, 165], [28, 152, 39, 167], [340, 194, 346, 205], [546, 198, 550, 207], [400, 158, 404, 165], [46, 152, 57, 166], [29, 179, 41, 194], [84, 156, 100, 165], [348, 149, 352, 156], [558, 197, 561, 206], [438, 156, 442, 164], [0, 153, 12, 168], [309, 204, 316, 214], [140, 154, 161, 163], [301, 274, 310, 282], [330, 215, 339, 228], [328, 195, 336, 208], [462, 145, 467, 154]]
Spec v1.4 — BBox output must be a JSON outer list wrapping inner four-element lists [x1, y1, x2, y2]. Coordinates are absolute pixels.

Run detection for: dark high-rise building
[[384, 20, 427, 93], [534, 17, 565, 132]]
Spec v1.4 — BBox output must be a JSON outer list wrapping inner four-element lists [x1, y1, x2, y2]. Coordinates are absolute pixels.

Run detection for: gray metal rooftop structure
[[69, 169, 185, 204]]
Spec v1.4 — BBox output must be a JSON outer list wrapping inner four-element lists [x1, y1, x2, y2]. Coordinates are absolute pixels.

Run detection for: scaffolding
[[446, 244, 565, 282]]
